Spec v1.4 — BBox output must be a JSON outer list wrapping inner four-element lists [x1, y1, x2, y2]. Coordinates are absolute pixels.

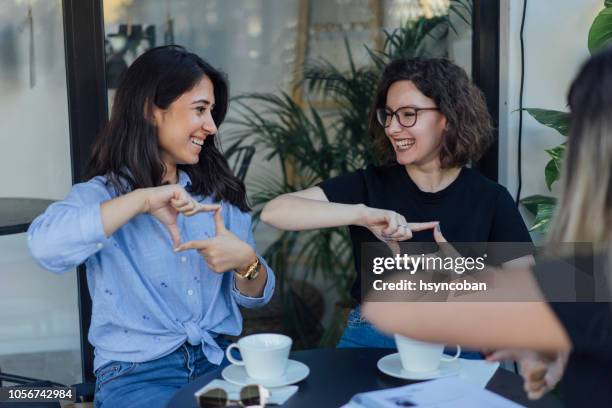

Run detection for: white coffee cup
[[225, 333, 292, 380], [394, 334, 461, 372]]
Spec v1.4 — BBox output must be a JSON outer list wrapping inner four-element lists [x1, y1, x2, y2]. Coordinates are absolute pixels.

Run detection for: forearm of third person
[[261, 195, 364, 230], [100, 189, 147, 237]]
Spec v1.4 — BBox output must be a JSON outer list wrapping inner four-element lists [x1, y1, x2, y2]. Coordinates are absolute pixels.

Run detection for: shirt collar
[[177, 170, 192, 189]]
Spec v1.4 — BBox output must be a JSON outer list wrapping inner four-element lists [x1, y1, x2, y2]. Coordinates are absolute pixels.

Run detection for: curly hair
[[368, 58, 494, 168]]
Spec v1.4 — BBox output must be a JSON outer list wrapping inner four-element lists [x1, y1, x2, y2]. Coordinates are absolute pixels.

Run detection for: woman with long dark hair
[[27, 46, 275, 408], [261, 58, 533, 352], [363, 46, 612, 406]]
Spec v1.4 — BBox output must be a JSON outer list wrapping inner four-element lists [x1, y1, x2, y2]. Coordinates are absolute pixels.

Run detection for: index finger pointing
[[408, 221, 439, 232], [174, 239, 212, 252], [198, 203, 221, 213]]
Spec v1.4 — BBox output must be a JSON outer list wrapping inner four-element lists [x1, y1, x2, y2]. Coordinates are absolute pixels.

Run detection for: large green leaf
[[521, 195, 557, 216], [524, 109, 570, 136], [530, 202, 556, 233], [607, 0, 612, 8], [589, 7, 612, 53], [544, 160, 558, 191], [544, 144, 566, 190]]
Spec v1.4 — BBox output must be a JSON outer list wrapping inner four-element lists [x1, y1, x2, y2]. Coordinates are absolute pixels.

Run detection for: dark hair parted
[[368, 58, 494, 168], [88, 45, 250, 211]]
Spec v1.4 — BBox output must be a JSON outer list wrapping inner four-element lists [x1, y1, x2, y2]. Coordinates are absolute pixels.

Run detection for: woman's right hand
[[140, 185, 219, 247], [355, 204, 439, 242], [485, 349, 568, 400]]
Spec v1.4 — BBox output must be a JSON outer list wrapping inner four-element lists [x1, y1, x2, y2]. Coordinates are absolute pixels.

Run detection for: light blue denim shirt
[[27, 171, 275, 372]]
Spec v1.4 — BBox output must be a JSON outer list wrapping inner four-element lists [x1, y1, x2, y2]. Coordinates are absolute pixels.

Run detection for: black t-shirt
[[549, 302, 612, 407], [535, 255, 612, 407], [318, 164, 533, 302]]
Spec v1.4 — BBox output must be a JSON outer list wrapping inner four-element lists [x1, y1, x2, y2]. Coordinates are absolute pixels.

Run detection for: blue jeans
[[94, 340, 230, 408], [337, 306, 483, 360]]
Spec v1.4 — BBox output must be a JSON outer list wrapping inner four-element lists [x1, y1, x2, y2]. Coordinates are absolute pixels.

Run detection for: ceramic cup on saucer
[[225, 333, 292, 380], [394, 334, 461, 372]]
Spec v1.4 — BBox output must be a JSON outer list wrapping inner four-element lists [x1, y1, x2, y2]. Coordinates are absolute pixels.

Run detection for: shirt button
[[181, 256, 187, 263], [187, 289, 194, 296], [27, 235, 33, 241], [96, 243, 103, 249]]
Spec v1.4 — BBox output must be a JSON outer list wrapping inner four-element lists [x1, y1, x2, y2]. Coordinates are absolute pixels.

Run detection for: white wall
[[499, 0, 602, 240]]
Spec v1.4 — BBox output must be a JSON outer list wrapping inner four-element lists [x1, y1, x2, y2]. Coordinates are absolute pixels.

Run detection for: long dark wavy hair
[[88, 45, 250, 211], [368, 58, 493, 168]]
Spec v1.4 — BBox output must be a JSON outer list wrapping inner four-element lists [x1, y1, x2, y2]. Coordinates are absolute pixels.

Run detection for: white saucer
[[377, 353, 461, 380], [221, 360, 310, 388]]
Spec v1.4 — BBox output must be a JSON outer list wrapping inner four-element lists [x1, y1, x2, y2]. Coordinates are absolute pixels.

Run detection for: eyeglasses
[[197, 384, 273, 408], [376, 106, 439, 128]]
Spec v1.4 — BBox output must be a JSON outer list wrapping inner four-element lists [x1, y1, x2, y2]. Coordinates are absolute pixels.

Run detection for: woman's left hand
[[174, 207, 256, 273]]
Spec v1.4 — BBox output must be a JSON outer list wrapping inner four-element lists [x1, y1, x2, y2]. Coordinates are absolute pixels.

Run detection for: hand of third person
[[485, 349, 568, 400]]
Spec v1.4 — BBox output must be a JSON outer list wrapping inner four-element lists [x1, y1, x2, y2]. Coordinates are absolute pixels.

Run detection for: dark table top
[[167, 348, 562, 408], [0, 198, 54, 235]]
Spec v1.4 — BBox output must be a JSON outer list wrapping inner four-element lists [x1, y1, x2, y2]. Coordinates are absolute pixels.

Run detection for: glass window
[[0, 0, 81, 386]]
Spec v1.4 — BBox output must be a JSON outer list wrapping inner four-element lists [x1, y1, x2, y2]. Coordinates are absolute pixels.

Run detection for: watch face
[[246, 258, 260, 280], [236, 257, 259, 280]]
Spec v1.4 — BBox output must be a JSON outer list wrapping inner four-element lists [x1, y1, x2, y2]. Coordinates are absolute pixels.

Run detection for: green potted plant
[[521, 1, 612, 232]]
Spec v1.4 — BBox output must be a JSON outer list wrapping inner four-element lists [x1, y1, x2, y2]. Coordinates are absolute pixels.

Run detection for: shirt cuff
[[79, 202, 113, 251], [231, 258, 275, 308]]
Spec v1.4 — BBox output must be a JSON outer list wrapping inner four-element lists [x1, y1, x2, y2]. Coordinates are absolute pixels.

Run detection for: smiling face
[[153, 75, 217, 178], [385, 80, 447, 169]]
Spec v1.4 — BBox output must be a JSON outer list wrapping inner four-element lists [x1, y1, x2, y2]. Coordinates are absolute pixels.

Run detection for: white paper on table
[[343, 377, 525, 408], [193, 379, 298, 405], [341, 357, 501, 407], [458, 359, 500, 388]]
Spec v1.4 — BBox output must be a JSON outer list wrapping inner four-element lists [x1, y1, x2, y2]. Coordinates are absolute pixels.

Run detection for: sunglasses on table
[[197, 384, 278, 408]]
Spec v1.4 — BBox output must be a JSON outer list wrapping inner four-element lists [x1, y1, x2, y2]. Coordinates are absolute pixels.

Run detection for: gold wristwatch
[[235, 256, 260, 281]]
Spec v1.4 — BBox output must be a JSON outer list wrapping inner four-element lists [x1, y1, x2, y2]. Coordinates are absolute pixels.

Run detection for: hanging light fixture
[[395, 0, 451, 22]]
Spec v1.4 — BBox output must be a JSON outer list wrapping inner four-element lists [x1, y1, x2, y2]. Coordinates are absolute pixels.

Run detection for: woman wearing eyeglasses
[[261, 58, 533, 351]]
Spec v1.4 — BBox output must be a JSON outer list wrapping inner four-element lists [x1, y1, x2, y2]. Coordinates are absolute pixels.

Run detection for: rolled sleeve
[[27, 178, 113, 273], [80, 202, 113, 246]]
